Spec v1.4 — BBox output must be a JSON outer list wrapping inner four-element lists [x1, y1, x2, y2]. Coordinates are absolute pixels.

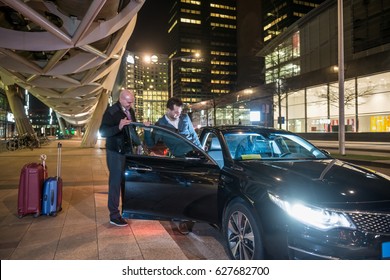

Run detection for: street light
[[170, 52, 200, 98], [338, 0, 345, 155]]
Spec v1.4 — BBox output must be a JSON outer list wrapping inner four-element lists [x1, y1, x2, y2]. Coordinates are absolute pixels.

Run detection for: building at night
[[262, 0, 325, 44], [258, 0, 390, 134], [0, 86, 14, 139], [168, 0, 237, 103], [191, 0, 390, 137], [123, 51, 169, 123]]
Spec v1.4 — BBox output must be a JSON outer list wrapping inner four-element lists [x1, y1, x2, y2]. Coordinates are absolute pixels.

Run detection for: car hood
[[238, 159, 390, 208]]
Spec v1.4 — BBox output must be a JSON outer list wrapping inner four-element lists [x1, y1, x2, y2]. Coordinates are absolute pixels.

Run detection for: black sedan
[[122, 124, 390, 260]]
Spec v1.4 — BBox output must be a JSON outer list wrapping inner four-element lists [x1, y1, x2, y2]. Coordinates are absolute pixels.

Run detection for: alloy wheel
[[227, 210, 255, 260]]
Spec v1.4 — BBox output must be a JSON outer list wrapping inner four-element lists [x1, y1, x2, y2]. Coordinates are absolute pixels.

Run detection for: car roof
[[201, 125, 294, 135]]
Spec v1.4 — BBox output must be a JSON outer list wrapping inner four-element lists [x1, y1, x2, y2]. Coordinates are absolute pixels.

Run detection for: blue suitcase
[[42, 143, 62, 216], [42, 178, 58, 216]]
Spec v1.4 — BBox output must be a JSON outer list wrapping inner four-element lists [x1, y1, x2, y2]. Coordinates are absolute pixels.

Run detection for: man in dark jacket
[[99, 89, 140, 226], [144, 97, 202, 157], [156, 97, 201, 147]]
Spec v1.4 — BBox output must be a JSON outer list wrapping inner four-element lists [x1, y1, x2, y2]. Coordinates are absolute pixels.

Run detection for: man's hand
[[119, 117, 131, 130], [136, 145, 143, 155]]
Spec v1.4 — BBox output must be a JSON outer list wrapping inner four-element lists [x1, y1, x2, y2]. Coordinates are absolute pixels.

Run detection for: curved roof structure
[[0, 0, 145, 146]]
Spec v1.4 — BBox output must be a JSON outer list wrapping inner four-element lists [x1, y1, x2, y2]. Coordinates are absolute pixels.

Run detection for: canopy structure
[[0, 0, 145, 146]]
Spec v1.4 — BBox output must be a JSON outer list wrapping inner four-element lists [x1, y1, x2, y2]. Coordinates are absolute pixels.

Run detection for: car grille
[[348, 212, 390, 234]]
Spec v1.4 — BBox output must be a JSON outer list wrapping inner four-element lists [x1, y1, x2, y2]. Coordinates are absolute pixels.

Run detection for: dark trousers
[[106, 149, 126, 220]]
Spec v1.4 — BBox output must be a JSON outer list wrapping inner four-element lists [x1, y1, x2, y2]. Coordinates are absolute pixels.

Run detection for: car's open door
[[122, 123, 220, 224]]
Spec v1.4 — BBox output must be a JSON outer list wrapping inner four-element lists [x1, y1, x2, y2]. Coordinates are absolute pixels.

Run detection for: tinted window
[[127, 124, 207, 160], [223, 132, 328, 160]]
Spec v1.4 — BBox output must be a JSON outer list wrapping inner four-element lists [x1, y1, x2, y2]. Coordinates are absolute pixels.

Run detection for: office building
[[0, 87, 13, 139], [259, 0, 390, 133], [168, 0, 237, 104], [263, 0, 325, 44], [124, 51, 169, 122]]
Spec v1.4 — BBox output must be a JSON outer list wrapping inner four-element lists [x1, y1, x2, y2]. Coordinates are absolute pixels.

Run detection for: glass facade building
[[283, 73, 390, 133], [263, 0, 325, 44], [263, 0, 390, 133], [124, 51, 169, 123]]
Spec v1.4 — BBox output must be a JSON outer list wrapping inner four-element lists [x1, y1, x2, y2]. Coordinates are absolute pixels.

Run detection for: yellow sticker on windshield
[[241, 154, 261, 160]]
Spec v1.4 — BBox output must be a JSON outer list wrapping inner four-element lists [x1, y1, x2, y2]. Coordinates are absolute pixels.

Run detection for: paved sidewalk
[[0, 139, 227, 260]]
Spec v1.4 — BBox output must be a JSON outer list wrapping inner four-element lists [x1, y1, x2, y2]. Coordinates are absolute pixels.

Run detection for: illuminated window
[[293, 0, 320, 8], [181, 67, 202, 73], [264, 31, 301, 84], [181, 18, 201, 24], [210, 22, 236, 29], [211, 60, 236, 66], [293, 12, 305, 17], [181, 0, 201, 5], [210, 50, 236, 57], [181, 78, 201, 83], [181, 9, 200, 15], [263, 14, 287, 31], [168, 20, 178, 33], [210, 13, 236, 20], [210, 3, 236, 10]]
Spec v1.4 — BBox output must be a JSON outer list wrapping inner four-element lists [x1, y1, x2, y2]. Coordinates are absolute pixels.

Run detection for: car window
[[224, 132, 328, 160], [127, 123, 208, 160], [204, 133, 224, 168], [224, 133, 250, 158]]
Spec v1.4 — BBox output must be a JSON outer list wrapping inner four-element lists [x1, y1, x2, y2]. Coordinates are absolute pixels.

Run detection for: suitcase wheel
[[33, 212, 40, 218], [50, 212, 57, 217], [18, 214, 24, 219]]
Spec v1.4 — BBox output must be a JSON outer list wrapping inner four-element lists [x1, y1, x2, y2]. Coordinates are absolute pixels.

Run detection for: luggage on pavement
[[41, 177, 58, 216], [17, 161, 47, 218], [42, 142, 63, 216]]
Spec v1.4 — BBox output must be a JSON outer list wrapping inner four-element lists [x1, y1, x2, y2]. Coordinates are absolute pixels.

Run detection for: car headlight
[[268, 192, 356, 231]]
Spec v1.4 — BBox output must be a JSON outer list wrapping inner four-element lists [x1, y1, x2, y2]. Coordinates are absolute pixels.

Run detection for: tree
[[325, 81, 376, 108]]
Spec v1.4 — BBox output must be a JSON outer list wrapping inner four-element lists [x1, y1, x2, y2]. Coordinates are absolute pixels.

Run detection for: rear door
[[122, 124, 220, 224]]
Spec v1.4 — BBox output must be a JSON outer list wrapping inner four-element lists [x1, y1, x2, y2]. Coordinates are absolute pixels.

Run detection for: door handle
[[128, 166, 152, 172]]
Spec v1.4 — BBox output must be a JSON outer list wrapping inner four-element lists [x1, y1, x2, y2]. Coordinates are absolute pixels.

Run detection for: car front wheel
[[223, 200, 264, 260]]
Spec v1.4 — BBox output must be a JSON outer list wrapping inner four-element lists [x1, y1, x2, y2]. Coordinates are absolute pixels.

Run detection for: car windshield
[[224, 132, 329, 161]]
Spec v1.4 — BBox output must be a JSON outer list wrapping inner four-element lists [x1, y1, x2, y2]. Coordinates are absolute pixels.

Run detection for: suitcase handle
[[40, 154, 47, 179], [57, 142, 62, 179], [40, 154, 47, 166]]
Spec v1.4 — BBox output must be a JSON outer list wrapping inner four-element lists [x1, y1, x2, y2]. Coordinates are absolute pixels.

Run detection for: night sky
[[126, 0, 172, 54], [29, 93, 48, 114]]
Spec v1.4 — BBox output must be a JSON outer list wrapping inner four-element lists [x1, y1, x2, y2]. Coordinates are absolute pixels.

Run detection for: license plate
[[382, 242, 390, 259]]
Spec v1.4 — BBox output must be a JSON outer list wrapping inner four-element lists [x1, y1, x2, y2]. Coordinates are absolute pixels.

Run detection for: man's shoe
[[110, 217, 128, 227]]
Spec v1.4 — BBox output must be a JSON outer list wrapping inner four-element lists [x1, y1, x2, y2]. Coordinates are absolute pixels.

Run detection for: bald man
[[99, 89, 141, 226]]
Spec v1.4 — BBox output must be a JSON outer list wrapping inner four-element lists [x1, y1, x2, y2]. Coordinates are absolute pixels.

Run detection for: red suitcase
[[17, 162, 47, 218]]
